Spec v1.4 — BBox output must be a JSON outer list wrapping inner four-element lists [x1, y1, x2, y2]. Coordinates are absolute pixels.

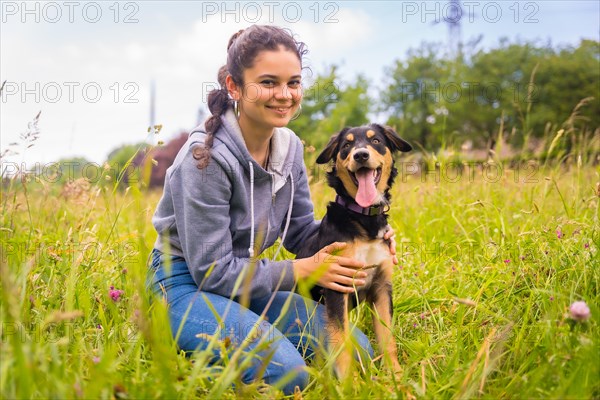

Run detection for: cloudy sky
[[1, 1, 598, 166]]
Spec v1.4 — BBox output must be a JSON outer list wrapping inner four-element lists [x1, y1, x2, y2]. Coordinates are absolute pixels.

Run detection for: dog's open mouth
[[350, 167, 382, 186], [349, 167, 382, 208]]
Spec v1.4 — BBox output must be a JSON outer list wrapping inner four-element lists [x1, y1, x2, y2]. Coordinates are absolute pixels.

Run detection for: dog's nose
[[353, 150, 370, 163]]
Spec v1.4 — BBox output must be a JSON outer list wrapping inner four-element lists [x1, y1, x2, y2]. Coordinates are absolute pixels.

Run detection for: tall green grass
[[1, 148, 599, 398]]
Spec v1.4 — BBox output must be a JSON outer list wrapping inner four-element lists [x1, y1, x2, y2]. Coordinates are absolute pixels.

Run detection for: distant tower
[[447, 0, 462, 59], [433, 0, 467, 59]]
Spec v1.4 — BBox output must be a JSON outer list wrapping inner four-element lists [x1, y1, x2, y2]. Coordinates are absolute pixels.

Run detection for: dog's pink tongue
[[355, 169, 377, 208]]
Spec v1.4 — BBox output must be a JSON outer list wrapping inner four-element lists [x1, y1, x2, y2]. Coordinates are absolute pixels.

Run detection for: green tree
[[381, 42, 452, 150], [53, 156, 98, 184], [105, 142, 150, 188], [316, 75, 371, 138], [380, 39, 600, 154]]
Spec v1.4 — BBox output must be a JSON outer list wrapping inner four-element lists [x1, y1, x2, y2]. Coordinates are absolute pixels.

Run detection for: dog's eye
[[343, 143, 351, 149], [372, 138, 380, 144]]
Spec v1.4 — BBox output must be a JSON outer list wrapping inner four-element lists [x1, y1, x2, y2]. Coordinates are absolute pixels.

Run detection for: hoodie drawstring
[[248, 161, 255, 258], [273, 173, 294, 261], [248, 160, 295, 261]]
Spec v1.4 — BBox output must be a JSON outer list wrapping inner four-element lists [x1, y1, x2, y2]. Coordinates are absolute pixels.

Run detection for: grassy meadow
[[1, 154, 599, 398]]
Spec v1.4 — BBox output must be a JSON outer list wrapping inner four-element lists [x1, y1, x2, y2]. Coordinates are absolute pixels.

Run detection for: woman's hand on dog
[[293, 242, 368, 294], [384, 226, 399, 265]]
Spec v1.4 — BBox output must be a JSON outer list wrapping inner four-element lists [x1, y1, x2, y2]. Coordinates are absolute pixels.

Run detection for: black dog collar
[[335, 195, 389, 216]]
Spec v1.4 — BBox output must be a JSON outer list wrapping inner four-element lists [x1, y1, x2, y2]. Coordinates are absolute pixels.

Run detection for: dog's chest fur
[[351, 237, 389, 285]]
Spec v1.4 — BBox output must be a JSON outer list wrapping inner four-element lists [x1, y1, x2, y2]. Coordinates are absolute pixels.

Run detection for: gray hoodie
[[152, 109, 320, 299]]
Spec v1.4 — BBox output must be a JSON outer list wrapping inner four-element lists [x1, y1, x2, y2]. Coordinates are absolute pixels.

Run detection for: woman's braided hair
[[194, 25, 308, 169]]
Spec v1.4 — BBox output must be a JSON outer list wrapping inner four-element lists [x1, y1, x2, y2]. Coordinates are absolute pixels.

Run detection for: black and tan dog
[[298, 123, 411, 378]]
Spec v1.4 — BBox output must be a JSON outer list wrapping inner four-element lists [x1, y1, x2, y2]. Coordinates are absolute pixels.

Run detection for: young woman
[[148, 25, 397, 395]]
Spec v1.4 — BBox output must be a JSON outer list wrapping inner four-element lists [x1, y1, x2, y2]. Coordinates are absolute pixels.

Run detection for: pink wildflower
[[584, 243, 590, 249], [569, 301, 591, 321], [556, 229, 563, 239], [504, 259, 511, 264], [109, 286, 124, 302]]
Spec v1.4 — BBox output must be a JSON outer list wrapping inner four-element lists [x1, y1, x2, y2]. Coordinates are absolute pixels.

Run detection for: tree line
[[13, 38, 597, 189], [289, 38, 598, 163]]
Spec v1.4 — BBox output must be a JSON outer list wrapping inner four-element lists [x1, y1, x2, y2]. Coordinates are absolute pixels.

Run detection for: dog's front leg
[[324, 290, 352, 379], [372, 261, 402, 375]]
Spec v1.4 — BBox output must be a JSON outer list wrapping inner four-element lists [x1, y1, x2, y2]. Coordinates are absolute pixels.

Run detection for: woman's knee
[[257, 343, 309, 395], [281, 367, 309, 395]]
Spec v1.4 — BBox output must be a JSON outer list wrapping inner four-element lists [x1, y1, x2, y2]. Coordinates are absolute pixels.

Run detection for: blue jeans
[[148, 249, 374, 395]]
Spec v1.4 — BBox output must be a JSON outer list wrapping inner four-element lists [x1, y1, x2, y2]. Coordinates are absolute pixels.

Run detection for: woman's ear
[[225, 75, 240, 101]]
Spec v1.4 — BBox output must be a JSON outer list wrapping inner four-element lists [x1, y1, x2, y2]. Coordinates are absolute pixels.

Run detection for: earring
[[290, 104, 302, 121], [233, 100, 239, 118]]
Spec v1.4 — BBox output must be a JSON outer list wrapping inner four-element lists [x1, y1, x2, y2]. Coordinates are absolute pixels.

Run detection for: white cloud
[[291, 8, 375, 59]]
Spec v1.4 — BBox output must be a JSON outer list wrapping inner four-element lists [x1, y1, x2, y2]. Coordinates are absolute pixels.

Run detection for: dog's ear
[[372, 124, 412, 153], [316, 128, 349, 164]]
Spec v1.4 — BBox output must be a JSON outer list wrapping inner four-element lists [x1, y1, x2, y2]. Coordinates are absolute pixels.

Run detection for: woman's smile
[[266, 104, 293, 116]]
